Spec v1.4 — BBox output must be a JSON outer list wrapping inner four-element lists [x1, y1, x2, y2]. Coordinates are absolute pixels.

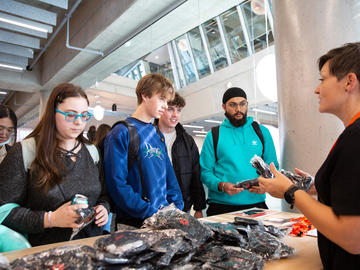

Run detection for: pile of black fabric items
[[202, 217, 294, 264], [6, 206, 295, 270], [250, 155, 313, 190]]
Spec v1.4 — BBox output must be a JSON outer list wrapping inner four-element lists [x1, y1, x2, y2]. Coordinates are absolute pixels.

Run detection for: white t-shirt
[[163, 130, 176, 164]]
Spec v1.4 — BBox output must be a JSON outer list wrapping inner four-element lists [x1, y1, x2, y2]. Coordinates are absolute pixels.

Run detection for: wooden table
[[2, 211, 322, 269]]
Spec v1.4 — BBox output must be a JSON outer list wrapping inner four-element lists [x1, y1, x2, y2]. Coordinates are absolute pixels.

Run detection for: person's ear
[[222, 104, 226, 112], [141, 93, 148, 102], [345, 73, 358, 91]]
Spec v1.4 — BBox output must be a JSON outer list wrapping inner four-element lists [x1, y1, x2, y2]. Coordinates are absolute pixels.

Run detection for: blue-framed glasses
[[56, 109, 93, 122]]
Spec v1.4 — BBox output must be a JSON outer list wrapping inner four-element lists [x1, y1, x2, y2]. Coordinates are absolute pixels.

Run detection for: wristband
[[221, 182, 226, 192], [48, 211, 52, 228]]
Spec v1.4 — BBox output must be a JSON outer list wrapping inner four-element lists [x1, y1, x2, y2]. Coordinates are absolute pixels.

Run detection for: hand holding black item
[[250, 155, 312, 191]]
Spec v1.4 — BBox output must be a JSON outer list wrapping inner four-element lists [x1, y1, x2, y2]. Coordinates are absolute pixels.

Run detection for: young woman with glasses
[[0, 83, 110, 246], [0, 105, 17, 164]]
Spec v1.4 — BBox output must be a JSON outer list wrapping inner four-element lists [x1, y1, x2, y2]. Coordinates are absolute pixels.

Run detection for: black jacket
[[156, 121, 206, 212]]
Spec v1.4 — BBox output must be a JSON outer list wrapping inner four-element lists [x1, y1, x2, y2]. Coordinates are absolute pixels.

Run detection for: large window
[[220, 7, 249, 64], [188, 27, 211, 78], [241, 0, 273, 53], [203, 18, 228, 71], [115, 0, 274, 90], [175, 35, 197, 84]]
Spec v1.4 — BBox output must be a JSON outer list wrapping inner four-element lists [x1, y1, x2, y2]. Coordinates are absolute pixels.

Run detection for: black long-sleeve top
[[0, 142, 110, 246]]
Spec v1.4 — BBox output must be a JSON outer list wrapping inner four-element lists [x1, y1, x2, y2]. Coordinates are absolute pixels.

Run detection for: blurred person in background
[[87, 125, 96, 143], [93, 123, 112, 233], [0, 104, 17, 163], [94, 124, 111, 146]]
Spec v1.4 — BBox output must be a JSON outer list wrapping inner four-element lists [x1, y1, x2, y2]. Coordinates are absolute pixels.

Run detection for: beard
[[225, 111, 247, 127]]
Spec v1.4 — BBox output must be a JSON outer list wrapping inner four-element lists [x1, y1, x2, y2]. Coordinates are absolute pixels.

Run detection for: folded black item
[[250, 155, 312, 191], [234, 178, 259, 189], [70, 207, 96, 240], [250, 155, 273, 178], [280, 170, 313, 190]]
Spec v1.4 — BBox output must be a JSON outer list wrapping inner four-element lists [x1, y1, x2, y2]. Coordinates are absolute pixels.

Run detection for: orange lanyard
[[329, 112, 360, 154]]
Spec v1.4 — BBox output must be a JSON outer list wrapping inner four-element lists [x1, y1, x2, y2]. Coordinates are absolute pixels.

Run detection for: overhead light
[[94, 95, 100, 98], [183, 124, 204, 129], [93, 105, 105, 120], [178, 38, 188, 51], [0, 63, 23, 71], [195, 134, 206, 137], [155, 55, 159, 59], [0, 91, 7, 95], [193, 130, 208, 134], [252, 108, 276, 115], [204, 119, 222, 124], [125, 41, 131, 47], [251, 0, 265, 15], [0, 17, 48, 33]]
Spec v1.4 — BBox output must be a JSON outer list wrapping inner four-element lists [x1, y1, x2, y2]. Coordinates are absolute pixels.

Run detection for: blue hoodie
[[104, 117, 184, 220], [200, 117, 279, 205]]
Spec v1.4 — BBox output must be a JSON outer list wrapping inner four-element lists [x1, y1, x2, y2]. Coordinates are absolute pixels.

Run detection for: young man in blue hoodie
[[200, 87, 279, 216], [104, 74, 184, 227]]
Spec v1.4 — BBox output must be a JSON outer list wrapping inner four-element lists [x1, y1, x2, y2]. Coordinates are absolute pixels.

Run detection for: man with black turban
[[200, 87, 279, 216]]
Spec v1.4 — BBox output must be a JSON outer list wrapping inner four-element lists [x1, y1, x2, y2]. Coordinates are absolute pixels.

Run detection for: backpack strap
[[21, 137, 36, 171], [84, 144, 99, 165], [211, 121, 265, 162], [154, 124, 165, 144], [211, 126, 220, 163], [111, 120, 149, 202], [111, 120, 139, 171], [251, 121, 265, 158]]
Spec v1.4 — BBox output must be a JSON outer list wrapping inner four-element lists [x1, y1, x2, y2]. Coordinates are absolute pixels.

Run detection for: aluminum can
[[71, 194, 88, 205]]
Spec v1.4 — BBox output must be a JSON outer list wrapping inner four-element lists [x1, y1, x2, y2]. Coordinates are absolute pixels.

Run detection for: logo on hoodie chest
[[143, 142, 164, 160], [252, 140, 258, 146]]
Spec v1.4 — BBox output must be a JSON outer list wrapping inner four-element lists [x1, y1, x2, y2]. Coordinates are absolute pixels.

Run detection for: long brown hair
[[27, 83, 90, 191]]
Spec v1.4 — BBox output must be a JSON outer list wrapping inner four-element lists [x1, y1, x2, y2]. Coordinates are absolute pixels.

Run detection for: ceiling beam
[[0, 42, 33, 58], [0, 21, 48, 38], [35, 0, 68, 9], [0, 52, 28, 68], [0, 29, 40, 49], [0, 0, 57, 25], [0, 11, 53, 33]]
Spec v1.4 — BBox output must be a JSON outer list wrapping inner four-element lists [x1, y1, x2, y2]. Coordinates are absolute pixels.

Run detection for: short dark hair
[[0, 104, 17, 141], [318, 42, 360, 81], [168, 92, 185, 108], [0, 105, 17, 127], [135, 74, 174, 105]]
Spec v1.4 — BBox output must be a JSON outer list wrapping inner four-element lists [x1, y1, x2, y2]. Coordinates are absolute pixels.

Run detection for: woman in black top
[[259, 42, 360, 269], [0, 105, 17, 163], [0, 83, 109, 246]]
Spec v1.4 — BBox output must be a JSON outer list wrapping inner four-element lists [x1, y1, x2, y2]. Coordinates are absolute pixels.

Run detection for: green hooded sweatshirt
[[200, 117, 279, 205]]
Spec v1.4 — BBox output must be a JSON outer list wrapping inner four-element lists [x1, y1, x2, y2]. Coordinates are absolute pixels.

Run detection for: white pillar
[[273, 0, 360, 211]]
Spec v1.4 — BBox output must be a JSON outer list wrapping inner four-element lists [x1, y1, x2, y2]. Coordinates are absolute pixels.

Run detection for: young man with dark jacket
[[156, 92, 206, 218]]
